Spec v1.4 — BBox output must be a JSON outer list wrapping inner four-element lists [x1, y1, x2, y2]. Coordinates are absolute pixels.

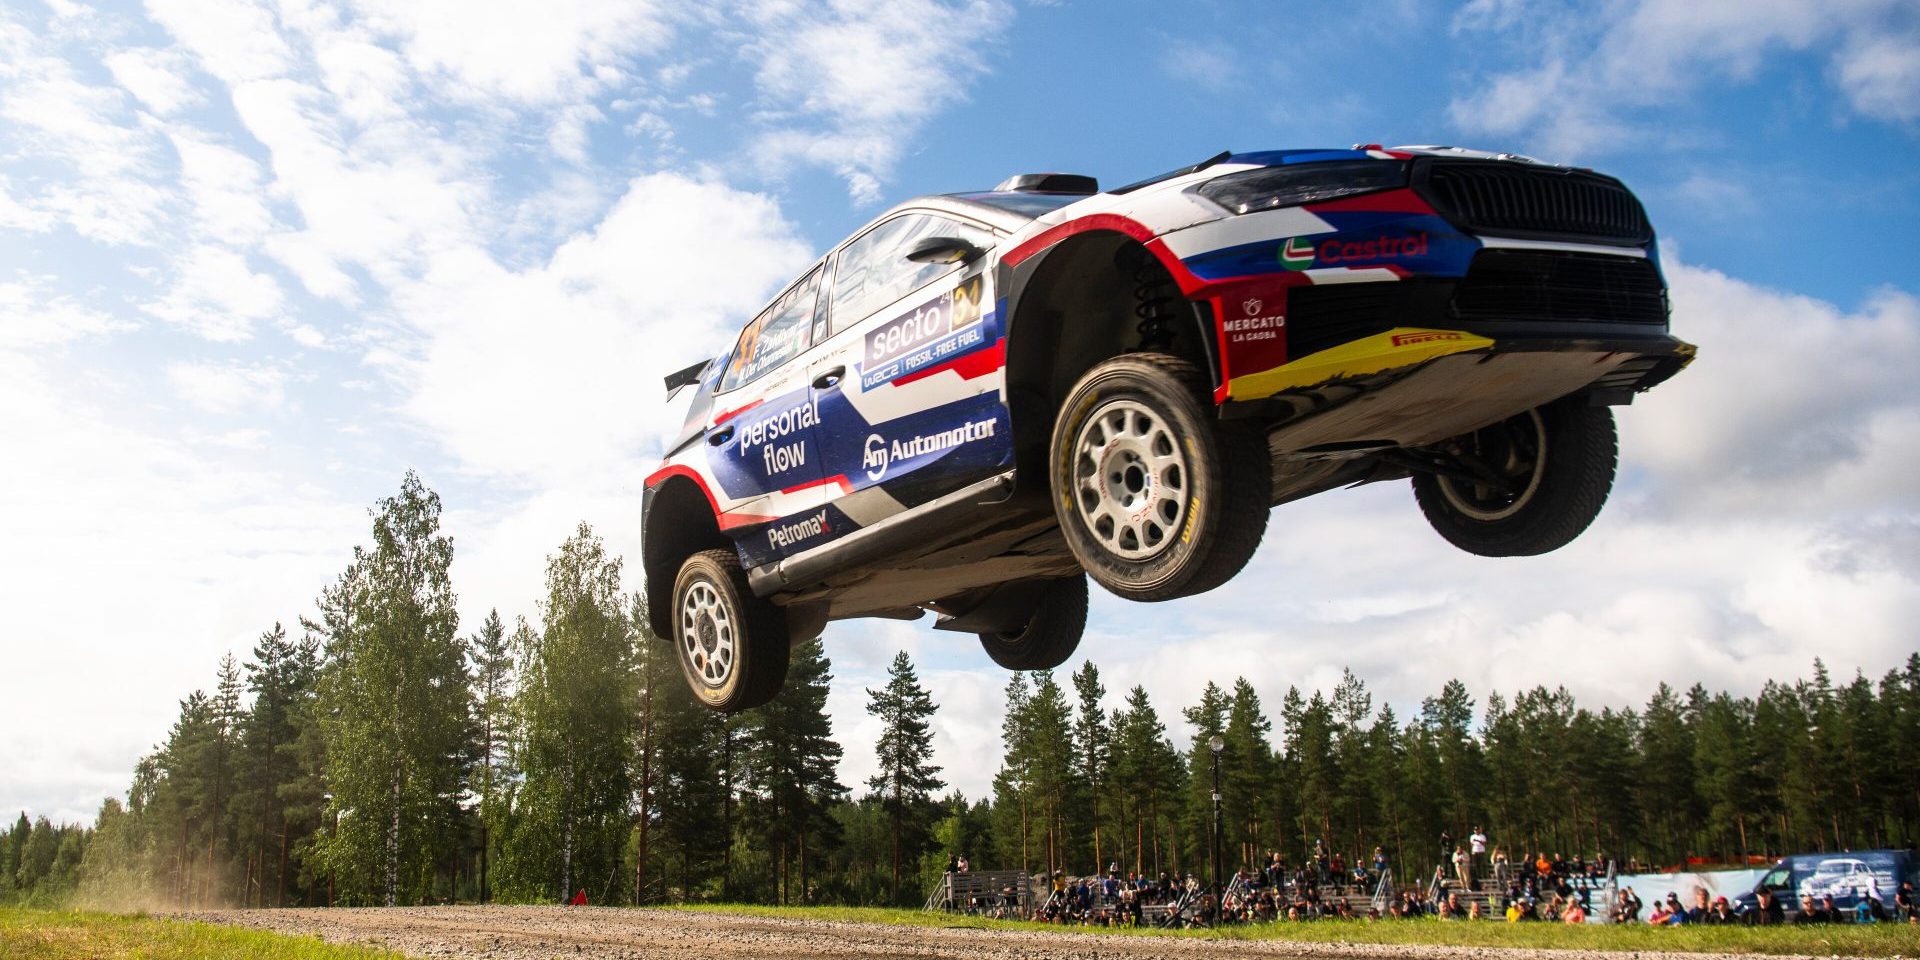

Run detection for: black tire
[[671, 548, 790, 712], [1049, 353, 1270, 601], [1412, 399, 1617, 557], [979, 575, 1088, 670]]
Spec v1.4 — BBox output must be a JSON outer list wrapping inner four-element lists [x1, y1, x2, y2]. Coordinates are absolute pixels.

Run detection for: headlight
[[1193, 160, 1409, 215]]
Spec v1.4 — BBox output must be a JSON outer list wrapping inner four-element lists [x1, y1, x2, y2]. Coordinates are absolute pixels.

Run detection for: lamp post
[[1208, 734, 1225, 913], [322, 792, 335, 908]]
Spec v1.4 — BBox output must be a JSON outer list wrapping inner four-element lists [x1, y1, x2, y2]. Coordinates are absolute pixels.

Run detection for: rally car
[[643, 145, 1694, 710]]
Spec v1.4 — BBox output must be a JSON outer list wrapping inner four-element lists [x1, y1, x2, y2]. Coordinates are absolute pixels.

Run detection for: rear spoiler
[[664, 358, 711, 400]]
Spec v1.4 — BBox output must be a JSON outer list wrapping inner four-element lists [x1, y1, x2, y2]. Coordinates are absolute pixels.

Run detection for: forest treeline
[[4, 473, 1918, 910]]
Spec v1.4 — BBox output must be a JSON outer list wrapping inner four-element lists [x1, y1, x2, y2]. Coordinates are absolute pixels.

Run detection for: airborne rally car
[[643, 145, 1694, 710]]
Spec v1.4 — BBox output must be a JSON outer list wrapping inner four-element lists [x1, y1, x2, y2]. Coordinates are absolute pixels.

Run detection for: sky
[[2, 0, 1917, 826]]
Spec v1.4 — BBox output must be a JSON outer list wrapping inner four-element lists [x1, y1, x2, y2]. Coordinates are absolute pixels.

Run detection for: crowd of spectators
[[941, 835, 1920, 929]]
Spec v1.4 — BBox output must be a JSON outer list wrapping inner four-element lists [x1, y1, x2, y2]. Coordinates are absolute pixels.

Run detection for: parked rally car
[[643, 145, 1694, 710]]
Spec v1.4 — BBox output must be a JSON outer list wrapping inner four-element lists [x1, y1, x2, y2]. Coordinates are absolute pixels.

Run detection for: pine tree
[[741, 638, 845, 904], [1223, 678, 1277, 871], [467, 609, 514, 902], [1070, 663, 1111, 873], [310, 471, 471, 906], [501, 525, 635, 904], [864, 650, 943, 905], [1107, 686, 1185, 877], [630, 592, 676, 904]]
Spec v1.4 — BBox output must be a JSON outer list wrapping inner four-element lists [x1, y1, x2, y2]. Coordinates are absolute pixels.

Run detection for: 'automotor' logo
[[862, 419, 997, 481]]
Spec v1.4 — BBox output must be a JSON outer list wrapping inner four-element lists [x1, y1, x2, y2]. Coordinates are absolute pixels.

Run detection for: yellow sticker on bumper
[[1226, 327, 1496, 401]]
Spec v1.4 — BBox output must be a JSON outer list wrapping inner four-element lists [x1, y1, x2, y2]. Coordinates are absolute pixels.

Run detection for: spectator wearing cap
[[1707, 896, 1737, 924]]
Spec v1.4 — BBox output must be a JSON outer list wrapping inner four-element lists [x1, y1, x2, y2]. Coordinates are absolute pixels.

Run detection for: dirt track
[[182, 905, 1822, 960]]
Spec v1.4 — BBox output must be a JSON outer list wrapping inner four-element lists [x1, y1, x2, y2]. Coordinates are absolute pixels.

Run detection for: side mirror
[[906, 235, 985, 265]]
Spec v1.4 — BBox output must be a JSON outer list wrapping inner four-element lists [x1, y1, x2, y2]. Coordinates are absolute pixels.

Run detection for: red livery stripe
[[643, 464, 774, 530], [1308, 188, 1434, 215], [711, 398, 762, 426]]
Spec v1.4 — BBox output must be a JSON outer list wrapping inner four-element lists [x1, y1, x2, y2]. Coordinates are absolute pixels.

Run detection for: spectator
[[1898, 882, 1915, 922], [1706, 896, 1737, 925], [1794, 895, 1827, 924], [1506, 899, 1525, 922], [1683, 888, 1710, 923], [1563, 899, 1587, 924], [1492, 847, 1512, 890], [1373, 846, 1389, 879], [1662, 892, 1686, 925], [957, 855, 970, 873], [1744, 888, 1786, 926], [1453, 845, 1472, 891], [1469, 901, 1486, 920], [1470, 826, 1488, 888], [1648, 899, 1677, 925], [945, 854, 959, 874]]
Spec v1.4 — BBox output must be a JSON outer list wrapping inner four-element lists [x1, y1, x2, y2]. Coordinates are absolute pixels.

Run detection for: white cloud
[[1450, 0, 1920, 156], [143, 244, 285, 341], [0, 275, 137, 349], [166, 129, 276, 242], [1837, 30, 1920, 122], [0, 11, 169, 243], [393, 172, 814, 484], [742, 0, 1013, 201], [343, 0, 669, 105], [0, 349, 361, 825], [164, 358, 288, 414], [104, 46, 201, 115]]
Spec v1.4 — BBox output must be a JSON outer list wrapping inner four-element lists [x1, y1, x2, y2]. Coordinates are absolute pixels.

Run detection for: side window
[[721, 268, 822, 392], [830, 213, 991, 334]]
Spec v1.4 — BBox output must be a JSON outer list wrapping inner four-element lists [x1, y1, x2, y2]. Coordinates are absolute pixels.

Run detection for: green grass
[[663, 902, 1920, 955], [0, 907, 409, 960]]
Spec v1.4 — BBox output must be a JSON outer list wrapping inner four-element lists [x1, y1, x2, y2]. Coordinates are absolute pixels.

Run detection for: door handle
[[707, 426, 733, 446], [812, 366, 846, 390]]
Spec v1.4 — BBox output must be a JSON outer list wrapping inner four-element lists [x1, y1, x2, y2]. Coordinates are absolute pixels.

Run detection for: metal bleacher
[[923, 870, 1035, 915]]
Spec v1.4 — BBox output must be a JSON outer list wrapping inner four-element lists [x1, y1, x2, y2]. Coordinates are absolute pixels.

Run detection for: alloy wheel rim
[[1070, 398, 1189, 562], [678, 579, 735, 689], [1436, 408, 1548, 522]]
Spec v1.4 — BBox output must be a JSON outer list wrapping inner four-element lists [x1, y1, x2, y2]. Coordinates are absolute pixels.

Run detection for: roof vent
[[993, 172, 1099, 194]]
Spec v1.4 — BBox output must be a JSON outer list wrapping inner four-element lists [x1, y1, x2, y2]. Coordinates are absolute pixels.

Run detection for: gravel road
[[181, 905, 1822, 960]]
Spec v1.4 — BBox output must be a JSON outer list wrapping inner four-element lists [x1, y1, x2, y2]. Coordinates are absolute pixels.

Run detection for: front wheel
[[1049, 354, 1270, 602], [978, 575, 1088, 670], [1411, 400, 1617, 557], [672, 549, 789, 712]]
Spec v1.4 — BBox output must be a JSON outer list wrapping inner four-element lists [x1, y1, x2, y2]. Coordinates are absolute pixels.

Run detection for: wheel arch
[[641, 474, 732, 639], [1001, 228, 1219, 496]]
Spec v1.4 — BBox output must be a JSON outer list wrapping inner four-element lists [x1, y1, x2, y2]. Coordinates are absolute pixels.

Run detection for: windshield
[[948, 191, 1086, 218]]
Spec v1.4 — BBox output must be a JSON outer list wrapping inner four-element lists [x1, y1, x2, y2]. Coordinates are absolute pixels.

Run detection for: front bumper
[[1218, 326, 1695, 454]]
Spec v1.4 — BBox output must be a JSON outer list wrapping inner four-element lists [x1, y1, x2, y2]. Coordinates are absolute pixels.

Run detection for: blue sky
[[2, 0, 1917, 825]]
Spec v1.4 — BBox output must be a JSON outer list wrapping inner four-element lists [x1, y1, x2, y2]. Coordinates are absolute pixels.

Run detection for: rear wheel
[[1049, 353, 1270, 601], [1412, 400, 1617, 557], [672, 549, 789, 712], [978, 575, 1088, 670]]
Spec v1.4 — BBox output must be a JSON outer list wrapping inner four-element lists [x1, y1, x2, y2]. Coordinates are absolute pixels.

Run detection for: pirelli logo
[[1391, 332, 1464, 347]]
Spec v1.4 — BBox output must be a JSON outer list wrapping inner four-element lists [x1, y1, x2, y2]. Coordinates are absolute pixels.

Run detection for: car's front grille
[[1450, 250, 1668, 325], [1421, 161, 1652, 245]]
